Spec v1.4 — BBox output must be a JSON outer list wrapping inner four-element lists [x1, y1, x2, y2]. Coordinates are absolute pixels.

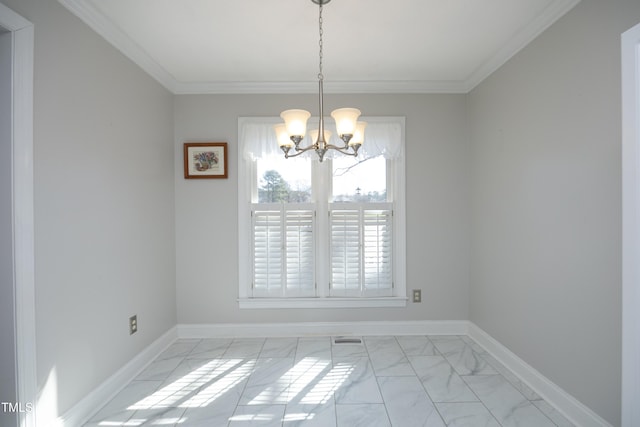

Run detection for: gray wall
[[0, 27, 17, 427], [0, 0, 177, 417], [468, 1, 640, 425], [174, 94, 470, 324]]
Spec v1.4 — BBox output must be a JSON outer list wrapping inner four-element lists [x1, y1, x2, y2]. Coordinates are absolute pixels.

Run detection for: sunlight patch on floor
[[179, 359, 256, 408], [249, 357, 330, 405], [300, 361, 354, 404]]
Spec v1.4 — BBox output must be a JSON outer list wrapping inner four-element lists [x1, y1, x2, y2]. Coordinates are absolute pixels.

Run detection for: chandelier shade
[[349, 121, 368, 146], [280, 109, 311, 140], [273, 123, 293, 148], [331, 108, 361, 138]]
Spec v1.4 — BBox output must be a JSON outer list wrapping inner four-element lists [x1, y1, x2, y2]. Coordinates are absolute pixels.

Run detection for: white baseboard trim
[[59, 326, 178, 427], [468, 323, 612, 427], [176, 320, 469, 339]]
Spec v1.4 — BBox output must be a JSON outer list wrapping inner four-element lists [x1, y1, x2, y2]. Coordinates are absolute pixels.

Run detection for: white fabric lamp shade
[[273, 123, 293, 147], [280, 109, 311, 138], [349, 121, 367, 146], [331, 108, 361, 136]]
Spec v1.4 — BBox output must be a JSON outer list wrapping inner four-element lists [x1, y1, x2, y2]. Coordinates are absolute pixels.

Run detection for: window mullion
[[359, 205, 365, 296], [280, 204, 286, 298], [314, 160, 330, 297]]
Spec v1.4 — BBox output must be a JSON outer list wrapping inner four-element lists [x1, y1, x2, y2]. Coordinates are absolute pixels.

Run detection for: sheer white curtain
[[240, 117, 404, 161]]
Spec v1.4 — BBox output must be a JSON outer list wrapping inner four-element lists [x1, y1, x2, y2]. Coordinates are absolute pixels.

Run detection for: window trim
[[238, 116, 406, 308]]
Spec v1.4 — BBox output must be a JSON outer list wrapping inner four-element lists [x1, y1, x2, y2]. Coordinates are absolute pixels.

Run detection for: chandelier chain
[[318, 3, 324, 80], [278, 0, 363, 163]]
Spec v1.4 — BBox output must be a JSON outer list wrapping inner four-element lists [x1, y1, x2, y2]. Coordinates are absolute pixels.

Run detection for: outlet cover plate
[[412, 289, 422, 303], [129, 315, 138, 335]]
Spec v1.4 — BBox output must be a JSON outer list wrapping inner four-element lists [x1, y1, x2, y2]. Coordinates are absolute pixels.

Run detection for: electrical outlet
[[412, 289, 422, 303], [129, 315, 138, 335]]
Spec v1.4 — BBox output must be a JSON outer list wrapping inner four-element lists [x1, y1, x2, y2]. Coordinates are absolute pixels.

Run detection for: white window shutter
[[252, 204, 316, 297], [252, 208, 283, 296], [285, 209, 315, 296], [363, 209, 393, 293], [330, 204, 393, 296], [330, 209, 361, 294]]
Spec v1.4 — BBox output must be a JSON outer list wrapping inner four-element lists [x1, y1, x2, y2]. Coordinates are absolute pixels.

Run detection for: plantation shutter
[[285, 209, 315, 296], [330, 203, 393, 296], [252, 204, 315, 297], [363, 209, 393, 292], [252, 208, 283, 296], [330, 209, 361, 295]]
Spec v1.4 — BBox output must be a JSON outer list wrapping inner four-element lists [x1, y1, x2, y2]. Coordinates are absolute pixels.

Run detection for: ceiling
[[59, 0, 580, 94]]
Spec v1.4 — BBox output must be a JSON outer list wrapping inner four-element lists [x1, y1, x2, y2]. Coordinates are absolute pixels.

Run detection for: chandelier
[[274, 0, 366, 162]]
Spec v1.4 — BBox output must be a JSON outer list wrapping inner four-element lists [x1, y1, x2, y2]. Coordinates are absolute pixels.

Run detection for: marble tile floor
[[84, 335, 576, 427]]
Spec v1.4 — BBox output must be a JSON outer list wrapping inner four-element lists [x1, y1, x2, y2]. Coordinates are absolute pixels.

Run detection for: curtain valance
[[240, 117, 404, 161]]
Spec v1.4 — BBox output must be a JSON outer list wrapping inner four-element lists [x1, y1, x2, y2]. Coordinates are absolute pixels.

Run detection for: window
[[238, 117, 406, 308]]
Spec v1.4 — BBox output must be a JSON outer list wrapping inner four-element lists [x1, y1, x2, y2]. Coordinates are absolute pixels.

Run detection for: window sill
[[238, 297, 408, 309]]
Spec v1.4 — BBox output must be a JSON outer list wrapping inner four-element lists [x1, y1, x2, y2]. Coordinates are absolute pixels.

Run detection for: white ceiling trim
[[463, 0, 581, 92], [172, 80, 470, 95], [58, 0, 580, 95], [59, 0, 180, 93]]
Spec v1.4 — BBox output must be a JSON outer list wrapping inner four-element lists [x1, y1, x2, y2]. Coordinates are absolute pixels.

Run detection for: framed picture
[[183, 142, 228, 179]]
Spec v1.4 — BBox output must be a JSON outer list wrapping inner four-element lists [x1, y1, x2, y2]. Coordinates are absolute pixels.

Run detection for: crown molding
[[58, 0, 179, 93], [464, 0, 581, 92], [58, 0, 580, 95], [172, 79, 470, 95]]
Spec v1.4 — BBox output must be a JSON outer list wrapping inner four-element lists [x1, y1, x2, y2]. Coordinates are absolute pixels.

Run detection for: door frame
[[0, 4, 36, 427], [622, 21, 640, 427]]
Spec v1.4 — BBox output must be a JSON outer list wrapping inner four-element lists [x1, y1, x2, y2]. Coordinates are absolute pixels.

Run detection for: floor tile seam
[[442, 347, 501, 377], [477, 352, 543, 402], [434, 401, 504, 427], [118, 381, 191, 427], [137, 356, 194, 406], [402, 346, 454, 420], [150, 405, 189, 427], [374, 373, 447, 427], [458, 373, 554, 427], [220, 337, 265, 359], [454, 371, 502, 425], [398, 336, 445, 360], [186, 337, 232, 359], [135, 360, 236, 419], [373, 378, 394, 427], [221, 358, 256, 419]]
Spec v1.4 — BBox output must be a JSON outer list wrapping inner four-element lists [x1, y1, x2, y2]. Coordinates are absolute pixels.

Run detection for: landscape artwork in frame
[[184, 142, 228, 179]]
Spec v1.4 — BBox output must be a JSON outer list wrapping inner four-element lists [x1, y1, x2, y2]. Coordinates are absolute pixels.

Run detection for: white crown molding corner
[[176, 320, 469, 339], [467, 322, 612, 427], [463, 0, 581, 92], [57, 0, 179, 93], [59, 327, 178, 427]]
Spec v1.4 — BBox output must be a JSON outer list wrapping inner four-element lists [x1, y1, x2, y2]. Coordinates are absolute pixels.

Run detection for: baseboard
[[177, 320, 469, 339], [468, 323, 613, 427], [59, 326, 178, 427]]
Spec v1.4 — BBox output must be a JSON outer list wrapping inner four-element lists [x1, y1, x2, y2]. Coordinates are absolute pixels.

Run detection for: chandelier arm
[[284, 145, 318, 159], [324, 145, 359, 156]]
